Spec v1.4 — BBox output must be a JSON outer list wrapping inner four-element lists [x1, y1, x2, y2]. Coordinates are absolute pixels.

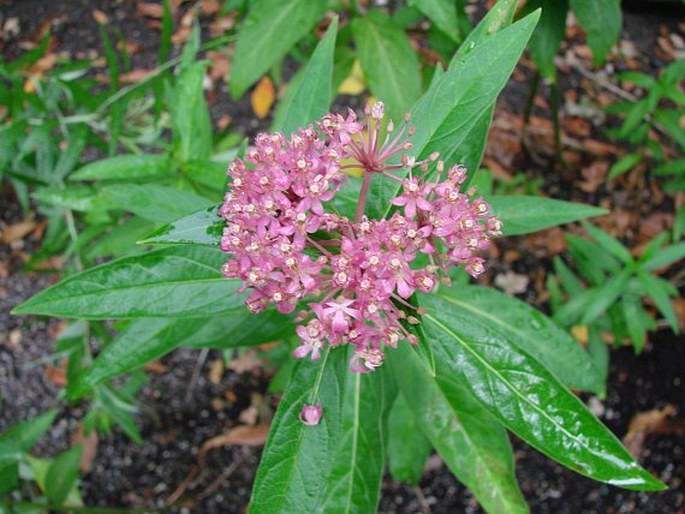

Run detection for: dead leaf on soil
[[45, 359, 67, 387], [143, 360, 168, 374], [92, 9, 109, 25], [623, 405, 681, 458], [208, 358, 224, 384], [120, 68, 156, 84], [579, 160, 609, 194], [199, 424, 270, 455], [494, 271, 529, 295], [583, 139, 618, 156], [251, 76, 275, 119], [71, 424, 99, 473], [672, 298, 685, 332], [338, 60, 366, 96], [228, 349, 263, 374], [0, 218, 37, 243], [137, 3, 165, 19]]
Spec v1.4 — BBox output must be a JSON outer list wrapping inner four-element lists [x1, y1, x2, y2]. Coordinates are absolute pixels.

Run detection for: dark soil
[[1, 1, 684, 513]]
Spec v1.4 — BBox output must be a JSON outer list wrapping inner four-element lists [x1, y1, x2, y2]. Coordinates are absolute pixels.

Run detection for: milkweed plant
[[13, 2, 667, 512]]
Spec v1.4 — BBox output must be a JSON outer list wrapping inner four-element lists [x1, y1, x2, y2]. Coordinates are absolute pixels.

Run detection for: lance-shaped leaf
[[273, 18, 338, 135], [230, 0, 327, 98], [140, 205, 224, 246], [69, 311, 292, 398], [438, 285, 605, 394], [488, 195, 607, 236], [386, 392, 432, 486], [69, 155, 173, 182], [251, 347, 387, 513], [388, 344, 528, 514], [13, 246, 245, 319], [352, 10, 422, 124], [368, 9, 539, 219], [522, 0, 568, 80], [570, 0, 621, 66], [418, 292, 666, 491]]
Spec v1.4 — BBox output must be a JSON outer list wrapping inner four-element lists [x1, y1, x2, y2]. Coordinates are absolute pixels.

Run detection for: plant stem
[[354, 170, 373, 223]]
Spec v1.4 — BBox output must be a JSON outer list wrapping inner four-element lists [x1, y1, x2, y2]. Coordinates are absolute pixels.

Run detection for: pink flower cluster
[[220, 103, 501, 373]]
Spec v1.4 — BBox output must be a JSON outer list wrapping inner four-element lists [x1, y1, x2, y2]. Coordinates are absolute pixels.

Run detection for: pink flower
[[219, 102, 501, 374], [300, 403, 323, 426]]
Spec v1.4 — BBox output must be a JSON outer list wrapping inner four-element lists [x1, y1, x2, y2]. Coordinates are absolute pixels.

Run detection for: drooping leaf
[[489, 195, 607, 236], [386, 393, 432, 486], [522, 0, 568, 80], [419, 292, 666, 491], [13, 246, 245, 319], [230, 0, 327, 98], [251, 347, 387, 513], [273, 18, 338, 135], [70, 311, 292, 397], [0, 411, 57, 462], [368, 9, 539, 219], [409, 0, 460, 42], [98, 183, 213, 224], [351, 10, 422, 124], [389, 344, 528, 514], [69, 155, 173, 182], [45, 446, 83, 506], [438, 285, 605, 394], [569, 0, 621, 66], [139, 205, 224, 246]]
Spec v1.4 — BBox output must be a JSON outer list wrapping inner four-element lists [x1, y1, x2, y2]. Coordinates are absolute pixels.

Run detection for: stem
[[354, 170, 373, 223], [524, 70, 540, 124]]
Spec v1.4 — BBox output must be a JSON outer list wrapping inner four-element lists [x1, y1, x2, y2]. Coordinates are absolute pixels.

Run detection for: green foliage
[[550, 224, 682, 361]]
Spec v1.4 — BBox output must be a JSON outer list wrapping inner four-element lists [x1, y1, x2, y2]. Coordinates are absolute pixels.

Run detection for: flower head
[[300, 403, 323, 426], [219, 102, 501, 373]]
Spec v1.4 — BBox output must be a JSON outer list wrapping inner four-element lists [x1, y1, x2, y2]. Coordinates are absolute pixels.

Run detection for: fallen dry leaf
[[45, 360, 67, 387], [0, 218, 37, 243], [71, 424, 99, 473], [338, 60, 366, 96], [119, 68, 156, 84], [228, 349, 263, 374], [251, 76, 275, 119], [92, 9, 109, 25], [143, 361, 168, 374], [579, 160, 609, 194], [623, 405, 679, 457], [137, 3, 164, 18], [208, 358, 224, 384], [494, 271, 529, 295], [201, 0, 220, 15], [200, 424, 270, 455]]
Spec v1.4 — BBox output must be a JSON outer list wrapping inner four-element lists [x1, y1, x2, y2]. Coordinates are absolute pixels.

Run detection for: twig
[[413, 485, 432, 514], [185, 347, 210, 403], [198, 449, 253, 500]]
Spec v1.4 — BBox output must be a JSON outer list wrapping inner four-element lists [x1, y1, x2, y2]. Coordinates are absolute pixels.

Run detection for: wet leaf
[[139, 205, 224, 246], [420, 292, 667, 491]]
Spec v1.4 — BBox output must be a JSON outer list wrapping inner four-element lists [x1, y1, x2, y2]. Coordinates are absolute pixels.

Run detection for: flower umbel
[[220, 102, 501, 373]]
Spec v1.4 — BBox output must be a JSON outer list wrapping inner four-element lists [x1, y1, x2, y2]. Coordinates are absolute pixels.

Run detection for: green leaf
[[389, 344, 528, 513], [251, 346, 387, 513], [642, 241, 685, 271], [582, 222, 632, 264], [523, 0, 568, 80], [409, 0, 460, 42], [272, 18, 338, 135], [368, 10, 539, 219], [489, 195, 607, 236], [0, 411, 57, 462], [99, 184, 212, 224], [70, 155, 173, 182], [71, 312, 291, 397], [439, 285, 605, 394], [351, 10, 422, 124], [637, 269, 679, 333], [608, 152, 643, 180], [420, 292, 666, 491], [181, 159, 228, 192], [139, 205, 224, 246], [169, 60, 212, 161], [44, 446, 83, 506], [570, 0, 621, 66], [581, 268, 632, 325], [621, 294, 647, 352], [13, 246, 246, 319], [386, 393, 432, 486], [230, 0, 327, 98]]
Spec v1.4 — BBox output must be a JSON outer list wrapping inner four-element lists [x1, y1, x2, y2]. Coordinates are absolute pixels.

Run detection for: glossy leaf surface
[[489, 195, 607, 236], [386, 393, 432, 486], [251, 347, 387, 513], [272, 18, 338, 135], [419, 292, 666, 491], [14, 246, 245, 319], [140, 205, 223, 246], [369, 9, 538, 219], [439, 285, 605, 394], [389, 344, 528, 513]]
